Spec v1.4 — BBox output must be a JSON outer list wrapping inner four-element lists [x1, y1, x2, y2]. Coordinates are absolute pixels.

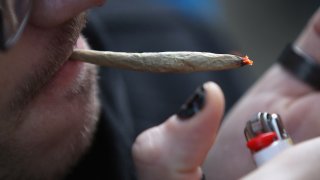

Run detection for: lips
[[27, 0, 106, 91], [40, 36, 88, 94]]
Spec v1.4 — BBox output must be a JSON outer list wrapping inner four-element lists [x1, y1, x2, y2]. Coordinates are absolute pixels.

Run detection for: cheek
[[15, 64, 99, 149], [0, 26, 59, 118], [6, 65, 100, 174], [0, 23, 79, 121]]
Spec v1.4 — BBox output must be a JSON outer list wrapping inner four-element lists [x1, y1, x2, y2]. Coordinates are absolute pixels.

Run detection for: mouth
[[2, 14, 90, 121], [39, 36, 88, 94]]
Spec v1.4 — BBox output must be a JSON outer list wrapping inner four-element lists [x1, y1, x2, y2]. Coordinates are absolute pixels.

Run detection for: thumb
[[132, 81, 224, 180]]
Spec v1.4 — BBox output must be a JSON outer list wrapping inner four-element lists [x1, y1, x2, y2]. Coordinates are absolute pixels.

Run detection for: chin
[[3, 64, 100, 179], [0, 13, 101, 179]]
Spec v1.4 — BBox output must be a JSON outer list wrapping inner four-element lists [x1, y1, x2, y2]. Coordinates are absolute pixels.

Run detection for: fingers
[[203, 8, 320, 180], [295, 8, 320, 63], [242, 137, 320, 180], [249, 8, 320, 96], [204, 9, 320, 180], [132, 82, 224, 180], [165, 81, 225, 167]]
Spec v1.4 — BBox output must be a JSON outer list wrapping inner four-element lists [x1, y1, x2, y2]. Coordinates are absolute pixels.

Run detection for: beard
[[7, 13, 87, 121], [0, 13, 100, 180]]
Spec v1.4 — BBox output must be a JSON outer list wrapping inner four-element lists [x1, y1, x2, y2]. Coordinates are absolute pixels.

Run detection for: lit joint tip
[[241, 55, 254, 66]]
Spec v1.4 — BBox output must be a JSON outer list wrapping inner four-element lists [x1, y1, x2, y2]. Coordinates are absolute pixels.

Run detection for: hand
[[132, 82, 224, 180], [204, 8, 320, 179], [243, 137, 320, 180]]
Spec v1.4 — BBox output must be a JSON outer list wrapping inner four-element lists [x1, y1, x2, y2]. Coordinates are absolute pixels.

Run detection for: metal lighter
[[244, 112, 293, 166]]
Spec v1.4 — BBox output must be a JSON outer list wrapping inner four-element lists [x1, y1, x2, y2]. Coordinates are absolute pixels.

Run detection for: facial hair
[[0, 13, 100, 180]]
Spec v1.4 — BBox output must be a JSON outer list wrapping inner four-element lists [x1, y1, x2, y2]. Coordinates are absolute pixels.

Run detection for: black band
[[278, 44, 320, 90]]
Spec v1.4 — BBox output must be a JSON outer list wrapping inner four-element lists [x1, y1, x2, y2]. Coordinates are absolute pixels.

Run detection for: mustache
[[7, 14, 87, 121]]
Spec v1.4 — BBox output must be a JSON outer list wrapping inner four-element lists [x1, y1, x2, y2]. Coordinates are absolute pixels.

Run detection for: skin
[[133, 82, 224, 180], [204, 8, 320, 180], [1, 1, 319, 180], [242, 137, 320, 180], [0, 0, 103, 179], [133, 7, 320, 180]]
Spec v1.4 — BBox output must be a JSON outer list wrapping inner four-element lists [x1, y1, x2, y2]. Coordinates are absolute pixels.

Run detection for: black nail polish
[[177, 85, 206, 120], [201, 173, 206, 180]]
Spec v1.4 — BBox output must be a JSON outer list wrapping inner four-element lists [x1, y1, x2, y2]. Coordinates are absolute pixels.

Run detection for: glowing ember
[[242, 55, 253, 66]]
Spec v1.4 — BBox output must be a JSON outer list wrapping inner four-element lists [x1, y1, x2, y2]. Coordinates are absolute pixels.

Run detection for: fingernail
[[177, 85, 206, 120], [201, 173, 206, 180]]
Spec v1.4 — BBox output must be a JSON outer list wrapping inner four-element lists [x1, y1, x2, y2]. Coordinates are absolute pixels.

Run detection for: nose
[[30, 0, 105, 28]]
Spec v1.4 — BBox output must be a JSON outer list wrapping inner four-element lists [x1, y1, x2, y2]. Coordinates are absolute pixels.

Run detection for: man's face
[[0, 0, 104, 178]]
